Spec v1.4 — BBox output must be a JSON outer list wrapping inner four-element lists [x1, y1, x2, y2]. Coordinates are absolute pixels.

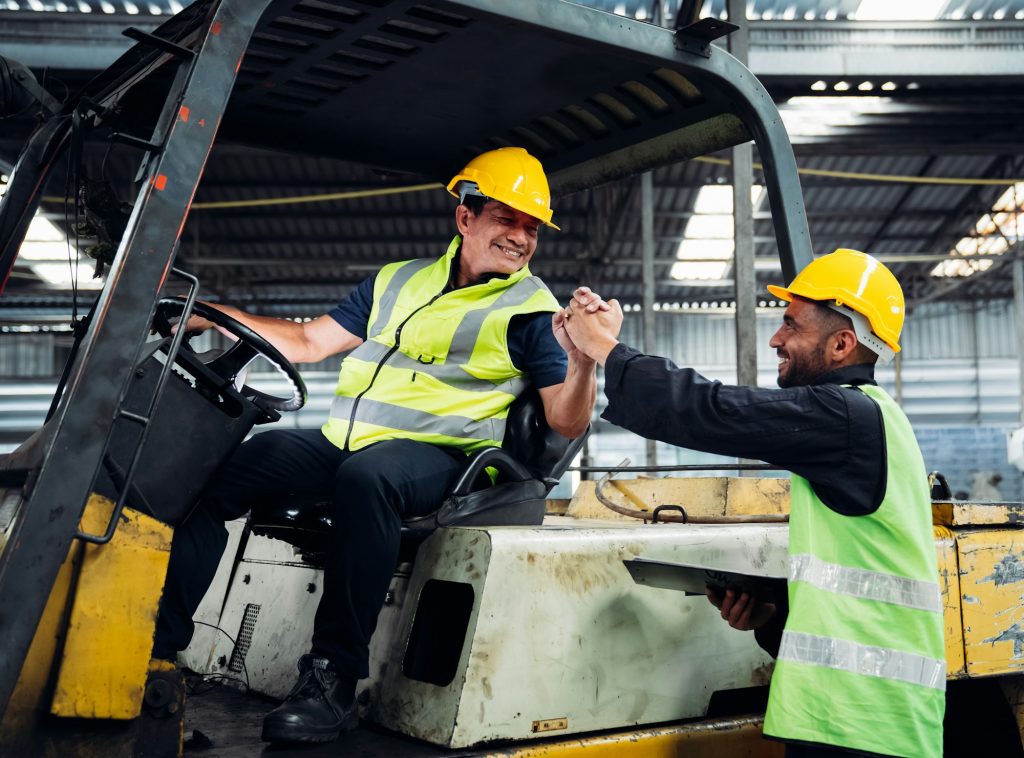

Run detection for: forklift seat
[[248, 387, 587, 563]]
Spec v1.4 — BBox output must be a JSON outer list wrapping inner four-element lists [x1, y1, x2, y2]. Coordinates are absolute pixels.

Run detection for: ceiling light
[[676, 239, 734, 260], [858, 81, 874, 91], [693, 184, 764, 214], [28, 263, 103, 289], [881, 81, 897, 91], [834, 81, 850, 91], [811, 80, 827, 91], [685, 214, 734, 239], [854, 0, 946, 20]]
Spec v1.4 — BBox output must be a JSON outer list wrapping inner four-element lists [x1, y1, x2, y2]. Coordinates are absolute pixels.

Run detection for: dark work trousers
[[152, 429, 466, 681]]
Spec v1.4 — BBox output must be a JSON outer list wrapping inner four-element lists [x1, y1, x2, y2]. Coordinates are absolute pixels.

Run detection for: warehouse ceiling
[[0, 0, 1022, 318]]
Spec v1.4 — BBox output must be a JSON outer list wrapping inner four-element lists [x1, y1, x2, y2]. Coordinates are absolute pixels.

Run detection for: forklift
[[2, 1, 1021, 755]]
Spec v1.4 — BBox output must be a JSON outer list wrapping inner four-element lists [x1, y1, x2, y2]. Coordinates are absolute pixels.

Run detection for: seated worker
[[558, 249, 944, 758], [152, 146, 606, 744]]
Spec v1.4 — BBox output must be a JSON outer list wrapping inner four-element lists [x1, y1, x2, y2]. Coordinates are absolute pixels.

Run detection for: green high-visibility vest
[[322, 236, 559, 453], [763, 384, 945, 757]]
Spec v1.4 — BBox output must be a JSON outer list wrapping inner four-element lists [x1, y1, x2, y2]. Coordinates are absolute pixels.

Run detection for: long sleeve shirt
[[601, 343, 896, 658]]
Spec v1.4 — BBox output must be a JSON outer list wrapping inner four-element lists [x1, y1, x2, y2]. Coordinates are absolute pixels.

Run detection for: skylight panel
[[931, 182, 1023, 278]]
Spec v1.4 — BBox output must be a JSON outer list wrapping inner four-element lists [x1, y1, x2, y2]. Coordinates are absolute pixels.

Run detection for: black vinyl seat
[[248, 388, 588, 564]]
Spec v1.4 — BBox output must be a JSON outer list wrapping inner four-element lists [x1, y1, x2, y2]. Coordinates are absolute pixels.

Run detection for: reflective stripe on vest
[[371, 257, 435, 331], [779, 631, 946, 690], [789, 553, 942, 613], [342, 340, 525, 396], [329, 396, 501, 443]]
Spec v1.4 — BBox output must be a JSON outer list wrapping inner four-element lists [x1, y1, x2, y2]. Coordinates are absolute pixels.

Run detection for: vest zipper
[[342, 291, 444, 450]]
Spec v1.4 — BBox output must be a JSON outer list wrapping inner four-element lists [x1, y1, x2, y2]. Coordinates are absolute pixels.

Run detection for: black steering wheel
[[153, 298, 306, 413]]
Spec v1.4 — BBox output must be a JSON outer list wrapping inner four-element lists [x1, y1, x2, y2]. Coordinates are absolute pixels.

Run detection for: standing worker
[[558, 249, 945, 757], [152, 147, 606, 745]]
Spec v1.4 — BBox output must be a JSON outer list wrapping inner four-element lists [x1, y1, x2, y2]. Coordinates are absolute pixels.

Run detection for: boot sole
[[261, 709, 359, 744]]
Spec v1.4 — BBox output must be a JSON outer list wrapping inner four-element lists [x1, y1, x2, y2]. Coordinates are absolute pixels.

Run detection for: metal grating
[[228, 603, 261, 674]]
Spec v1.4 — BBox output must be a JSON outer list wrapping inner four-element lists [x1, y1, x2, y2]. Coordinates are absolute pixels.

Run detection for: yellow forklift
[[1, 1, 1021, 756]]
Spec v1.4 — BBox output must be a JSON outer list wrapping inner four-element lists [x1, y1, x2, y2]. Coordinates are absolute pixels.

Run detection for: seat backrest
[[502, 386, 588, 493]]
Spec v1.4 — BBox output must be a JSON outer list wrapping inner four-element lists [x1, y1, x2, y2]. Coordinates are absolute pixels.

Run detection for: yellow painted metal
[[955, 528, 1024, 677], [0, 532, 81, 749], [566, 477, 789, 522], [724, 478, 790, 517], [49, 495, 173, 719], [932, 501, 1024, 527], [935, 526, 966, 678], [481, 715, 783, 757]]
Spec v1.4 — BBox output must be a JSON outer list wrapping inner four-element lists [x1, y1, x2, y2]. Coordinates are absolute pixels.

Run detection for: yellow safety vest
[[763, 384, 945, 757], [322, 236, 560, 453]]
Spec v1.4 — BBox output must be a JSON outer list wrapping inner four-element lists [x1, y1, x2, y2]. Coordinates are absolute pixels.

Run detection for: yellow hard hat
[[767, 248, 904, 354], [447, 147, 559, 230]]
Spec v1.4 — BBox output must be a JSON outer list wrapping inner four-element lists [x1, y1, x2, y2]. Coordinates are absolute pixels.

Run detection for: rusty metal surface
[[957, 529, 1024, 677], [935, 526, 966, 678], [933, 501, 1024, 528]]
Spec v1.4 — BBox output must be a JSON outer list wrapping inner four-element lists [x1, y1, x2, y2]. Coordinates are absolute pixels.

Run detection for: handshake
[[551, 286, 624, 367]]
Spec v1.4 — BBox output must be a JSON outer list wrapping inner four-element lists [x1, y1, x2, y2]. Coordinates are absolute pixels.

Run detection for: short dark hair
[[797, 296, 878, 364], [460, 194, 489, 216]]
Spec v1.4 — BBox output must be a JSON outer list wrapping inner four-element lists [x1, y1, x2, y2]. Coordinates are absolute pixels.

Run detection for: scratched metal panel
[[957, 529, 1024, 678], [935, 527, 966, 679]]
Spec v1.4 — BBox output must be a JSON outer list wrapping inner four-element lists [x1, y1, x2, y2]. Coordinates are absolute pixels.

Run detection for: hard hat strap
[[826, 302, 895, 365]]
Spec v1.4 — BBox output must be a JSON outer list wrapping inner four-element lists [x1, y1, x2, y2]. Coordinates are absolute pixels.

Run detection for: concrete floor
[[182, 678, 476, 757]]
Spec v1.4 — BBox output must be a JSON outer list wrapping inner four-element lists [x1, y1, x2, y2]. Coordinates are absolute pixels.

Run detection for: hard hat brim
[[766, 283, 793, 302]]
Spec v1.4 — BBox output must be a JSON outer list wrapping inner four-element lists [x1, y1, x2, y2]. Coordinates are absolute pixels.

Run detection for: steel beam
[[641, 172, 657, 466]]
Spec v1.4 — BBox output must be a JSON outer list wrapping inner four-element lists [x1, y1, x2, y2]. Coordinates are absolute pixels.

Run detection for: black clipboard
[[623, 557, 786, 601]]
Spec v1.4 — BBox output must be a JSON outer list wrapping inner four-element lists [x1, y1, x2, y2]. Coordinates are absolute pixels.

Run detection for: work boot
[[261, 655, 358, 743]]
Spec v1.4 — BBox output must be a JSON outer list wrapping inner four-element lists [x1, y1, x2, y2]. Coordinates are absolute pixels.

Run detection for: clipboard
[[623, 557, 786, 601]]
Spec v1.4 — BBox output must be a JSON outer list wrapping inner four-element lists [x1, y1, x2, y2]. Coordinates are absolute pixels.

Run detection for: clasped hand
[[552, 286, 624, 365]]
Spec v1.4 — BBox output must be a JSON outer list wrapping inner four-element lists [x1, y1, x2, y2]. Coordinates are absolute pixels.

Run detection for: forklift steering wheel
[[153, 298, 307, 413]]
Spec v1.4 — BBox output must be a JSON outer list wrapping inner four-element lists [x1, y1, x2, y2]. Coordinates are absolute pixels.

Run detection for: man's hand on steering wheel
[[154, 298, 306, 412]]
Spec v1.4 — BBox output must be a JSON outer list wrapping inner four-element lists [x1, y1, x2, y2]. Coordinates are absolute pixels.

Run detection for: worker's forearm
[[548, 355, 597, 438], [204, 304, 324, 363]]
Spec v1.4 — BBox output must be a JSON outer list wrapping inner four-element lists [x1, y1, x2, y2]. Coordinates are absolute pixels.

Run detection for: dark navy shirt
[[328, 275, 568, 388]]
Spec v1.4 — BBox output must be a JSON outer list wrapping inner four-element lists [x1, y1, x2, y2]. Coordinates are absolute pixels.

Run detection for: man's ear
[[830, 328, 860, 361], [455, 204, 472, 235]]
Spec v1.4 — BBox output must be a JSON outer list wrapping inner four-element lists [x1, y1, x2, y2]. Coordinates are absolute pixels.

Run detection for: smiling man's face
[[768, 298, 833, 388], [456, 199, 540, 283]]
